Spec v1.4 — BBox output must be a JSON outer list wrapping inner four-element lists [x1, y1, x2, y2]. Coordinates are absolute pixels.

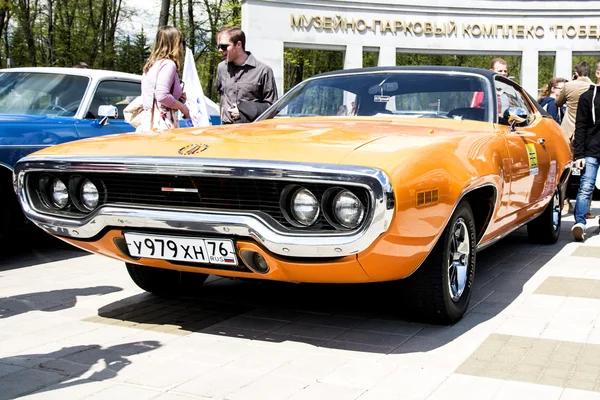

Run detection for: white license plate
[[572, 167, 581, 176], [124, 233, 238, 266]]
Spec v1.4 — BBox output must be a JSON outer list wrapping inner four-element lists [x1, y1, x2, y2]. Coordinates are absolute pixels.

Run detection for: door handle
[[538, 138, 545, 145]]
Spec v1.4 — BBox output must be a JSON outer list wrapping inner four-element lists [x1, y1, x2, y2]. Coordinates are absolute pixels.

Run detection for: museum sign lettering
[[290, 14, 600, 39]]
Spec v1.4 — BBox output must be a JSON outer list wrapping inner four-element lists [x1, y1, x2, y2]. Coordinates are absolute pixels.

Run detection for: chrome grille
[[88, 173, 369, 231]]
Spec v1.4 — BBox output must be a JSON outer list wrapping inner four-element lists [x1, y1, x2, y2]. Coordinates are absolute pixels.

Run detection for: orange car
[[13, 67, 572, 324]]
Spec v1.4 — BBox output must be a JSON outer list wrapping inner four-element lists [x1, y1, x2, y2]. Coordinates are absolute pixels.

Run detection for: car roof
[[0, 67, 141, 81], [313, 66, 496, 80]]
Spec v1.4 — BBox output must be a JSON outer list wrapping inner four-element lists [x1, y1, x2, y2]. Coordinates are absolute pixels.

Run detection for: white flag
[[180, 47, 210, 127]]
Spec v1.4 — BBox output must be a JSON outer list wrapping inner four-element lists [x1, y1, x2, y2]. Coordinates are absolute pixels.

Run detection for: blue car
[[0, 67, 142, 240]]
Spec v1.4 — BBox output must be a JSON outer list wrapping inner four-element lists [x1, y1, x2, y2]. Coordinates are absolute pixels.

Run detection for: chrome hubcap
[[552, 191, 560, 232], [448, 218, 470, 302]]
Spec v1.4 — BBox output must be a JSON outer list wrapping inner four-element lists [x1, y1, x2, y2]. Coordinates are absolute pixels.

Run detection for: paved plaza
[[2, 206, 600, 399]]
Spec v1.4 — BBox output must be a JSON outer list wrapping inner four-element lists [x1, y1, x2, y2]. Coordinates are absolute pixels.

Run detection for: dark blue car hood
[[0, 113, 50, 123]]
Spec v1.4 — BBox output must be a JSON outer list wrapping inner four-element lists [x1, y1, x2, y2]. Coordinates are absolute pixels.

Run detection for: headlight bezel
[[50, 177, 69, 209], [280, 185, 321, 227], [31, 172, 105, 216], [321, 187, 366, 230]]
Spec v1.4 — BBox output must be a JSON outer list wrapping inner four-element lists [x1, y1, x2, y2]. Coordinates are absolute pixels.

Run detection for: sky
[[120, 0, 160, 39]]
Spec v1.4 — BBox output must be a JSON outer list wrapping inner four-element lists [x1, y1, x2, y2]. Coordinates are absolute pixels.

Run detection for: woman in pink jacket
[[138, 25, 189, 132]]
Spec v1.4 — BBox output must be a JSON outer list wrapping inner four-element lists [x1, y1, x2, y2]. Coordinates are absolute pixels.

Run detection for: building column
[[554, 50, 573, 81], [344, 44, 363, 70], [520, 49, 539, 99], [378, 46, 396, 67]]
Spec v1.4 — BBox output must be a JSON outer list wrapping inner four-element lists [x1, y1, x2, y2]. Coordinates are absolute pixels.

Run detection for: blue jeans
[[575, 156, 600, 225]]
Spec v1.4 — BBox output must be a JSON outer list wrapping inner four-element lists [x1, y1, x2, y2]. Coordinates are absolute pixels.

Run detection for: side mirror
[[503, 107, 528, 131], [97, 105, 118, 126]]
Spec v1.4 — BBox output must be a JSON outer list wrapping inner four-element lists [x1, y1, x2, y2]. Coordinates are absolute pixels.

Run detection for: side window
[[86, 80, 141, 119], [284, 86, 354, 117], [495, 79, 532, 126]]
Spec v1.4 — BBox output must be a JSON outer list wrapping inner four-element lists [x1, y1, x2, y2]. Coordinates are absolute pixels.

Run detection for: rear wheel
[[126, 263, 208, 297], [527, 189, 561, 244], [402, 202, 477, 324]]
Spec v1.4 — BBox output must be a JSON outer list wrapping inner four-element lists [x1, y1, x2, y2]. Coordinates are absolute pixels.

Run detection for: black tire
[[126, 263, 208, 297], [0, 199, 10, 242], [402, 201, 477, 325], [527, 189, 561, 244]]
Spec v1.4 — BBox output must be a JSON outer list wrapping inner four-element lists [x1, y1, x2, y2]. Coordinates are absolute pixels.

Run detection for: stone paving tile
[[366, 366, 448, 398], [456, 333, 600, 392], [427, 374, 505, 399], [124, 359, 215, 389], [17, 381, 115, 400], [293, 313, 365, 329], [222, 345, 301, 375], [227, 374, 311, 400], [493, 380, 564, 399], [171, 365, 264, 398], [288, 382, 365, 400], [206, 314, 289, 332], [560, 388, 600, 399], [0, 362, 23, 378], [92, 296, 254, 336], [80, 384, 161, 399], [318, 359, 398, 390], [353, 318, 425, 336], [572, 246, 600, 258], [535, 277, 600, 299], [257, 332, 328, 349], [270, 322, 348, 340], [271, 353, 349, 381], [0, 367, 67, 400]]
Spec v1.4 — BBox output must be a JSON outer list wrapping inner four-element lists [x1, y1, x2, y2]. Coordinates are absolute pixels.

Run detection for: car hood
[[28, 117, 493, 165], [0, 113, 50, 123]]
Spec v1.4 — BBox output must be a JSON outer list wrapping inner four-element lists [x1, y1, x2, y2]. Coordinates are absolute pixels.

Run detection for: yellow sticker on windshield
[[526, 143, 538, 175]]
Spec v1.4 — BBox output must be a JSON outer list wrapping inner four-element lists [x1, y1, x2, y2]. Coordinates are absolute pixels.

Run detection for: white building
[[242, 0, 600, 97]]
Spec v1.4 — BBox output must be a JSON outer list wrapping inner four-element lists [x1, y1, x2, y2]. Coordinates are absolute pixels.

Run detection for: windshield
[[0, 72, 89, 117], [260, 72, 490, 122]]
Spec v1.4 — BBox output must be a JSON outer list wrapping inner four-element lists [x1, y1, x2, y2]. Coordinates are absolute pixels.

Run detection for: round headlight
[[51, 178, 68, 209], [80, 180, 99, 210], [290, 188, 320, 226], [333, 190, 365, 229]]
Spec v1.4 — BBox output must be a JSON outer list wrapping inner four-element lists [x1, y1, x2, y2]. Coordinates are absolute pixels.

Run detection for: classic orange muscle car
[[14, 67, 572, 324]]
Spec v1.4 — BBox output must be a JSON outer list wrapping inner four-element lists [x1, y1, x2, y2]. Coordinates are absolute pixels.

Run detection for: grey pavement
[[1, 204, 600, 399]]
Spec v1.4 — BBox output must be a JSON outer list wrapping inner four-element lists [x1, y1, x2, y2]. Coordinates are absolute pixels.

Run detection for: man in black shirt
[[571, 59, 600, 241]]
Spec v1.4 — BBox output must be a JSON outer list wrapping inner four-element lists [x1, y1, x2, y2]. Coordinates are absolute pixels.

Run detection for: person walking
[[215, 26, 278, 124], [556, 61, 595, 214], [556, 61, 594, 144], [571, 59, 600, 241], [138, 25, 189, 132], [538, 77, 567, 124]]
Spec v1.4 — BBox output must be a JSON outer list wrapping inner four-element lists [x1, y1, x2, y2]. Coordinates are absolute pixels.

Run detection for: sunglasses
[[181, 40, 186, 48], [217, 43, 230, 51]]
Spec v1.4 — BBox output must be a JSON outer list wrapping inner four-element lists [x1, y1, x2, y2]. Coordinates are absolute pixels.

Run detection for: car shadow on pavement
[[0, 286, 122, 319], [93, 224, 576, 355], [0, 341, 161, 400], [0, 228, 87, 272]]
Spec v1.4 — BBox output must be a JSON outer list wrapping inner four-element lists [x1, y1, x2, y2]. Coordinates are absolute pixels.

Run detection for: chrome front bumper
[[14, 156, 395, 258]]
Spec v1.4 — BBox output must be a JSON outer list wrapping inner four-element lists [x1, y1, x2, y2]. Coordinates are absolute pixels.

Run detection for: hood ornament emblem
[[178, 144, 208, 155]]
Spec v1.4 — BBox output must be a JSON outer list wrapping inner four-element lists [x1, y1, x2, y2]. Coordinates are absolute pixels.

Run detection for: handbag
[[123, 96, 144, 128], [127, 60, 179, 132]]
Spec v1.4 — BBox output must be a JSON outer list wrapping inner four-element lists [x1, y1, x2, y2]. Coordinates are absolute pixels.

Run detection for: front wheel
[[402, 201, 477, 324], [527, 189, 561, 244], [126, 263, 208, 297]]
